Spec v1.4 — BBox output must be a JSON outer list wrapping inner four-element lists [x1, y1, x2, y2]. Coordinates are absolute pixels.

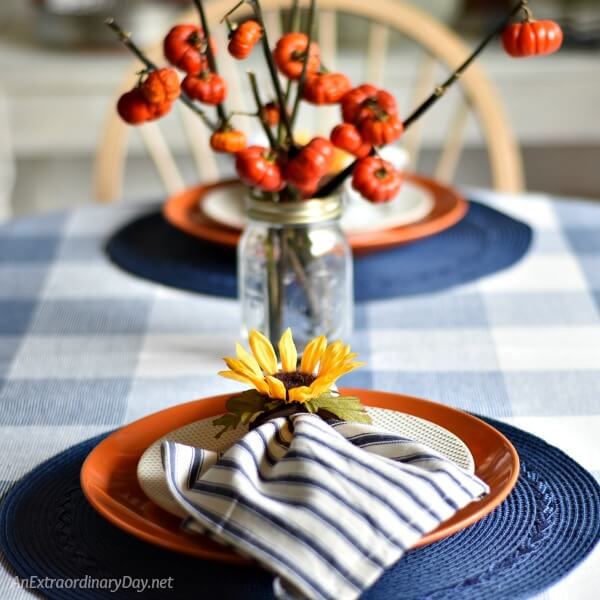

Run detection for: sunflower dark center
[[273, 371, 316, 390]]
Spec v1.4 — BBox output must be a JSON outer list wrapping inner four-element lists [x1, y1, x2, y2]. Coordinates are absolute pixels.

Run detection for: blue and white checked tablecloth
[[0, 189, 598, 599]]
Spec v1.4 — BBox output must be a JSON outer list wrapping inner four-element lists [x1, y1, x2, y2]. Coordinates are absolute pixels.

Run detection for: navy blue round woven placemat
[[1, 418, 598, 600], [105, 202, 532, 301]]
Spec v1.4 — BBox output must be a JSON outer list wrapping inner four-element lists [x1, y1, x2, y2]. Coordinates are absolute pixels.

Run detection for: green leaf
[[213, 389, 273, 438], [310, 393, 372, 424], [225, 389, 269, 415], [249, 410, 265, 424], [212, 413, 241, 438], [212, 389, 371, 438], [304, 400, 318, 414], [265, 399, 283, 412]]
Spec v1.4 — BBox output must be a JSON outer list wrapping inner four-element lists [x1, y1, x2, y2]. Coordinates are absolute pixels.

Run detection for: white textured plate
[[137, 407, 475, 518], [201, 146, 432, 235], [201, 182, 434, 234]]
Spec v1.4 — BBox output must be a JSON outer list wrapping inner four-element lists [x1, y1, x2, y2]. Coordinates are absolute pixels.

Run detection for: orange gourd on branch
[[108, 0, 562, 204], [182, 72, 227, 105], [330, 124, 372, 158], [273, 32, 320, 80], [210, 128, 247, 153], [235, 145, 285, 192], [228, 20, 263, 59], [140, 68, 180, 105], [163, 24, 216, 74], [502, 19, 563, 57], [302, 72, 352, 105]]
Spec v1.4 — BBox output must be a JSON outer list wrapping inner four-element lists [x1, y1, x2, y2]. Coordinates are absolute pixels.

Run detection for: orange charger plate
[[81, 389, 519, 565], [162, 176, 468, 255]]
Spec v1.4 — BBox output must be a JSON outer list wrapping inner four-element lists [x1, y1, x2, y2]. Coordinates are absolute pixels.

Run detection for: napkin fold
[[162, 413, 489, 600]]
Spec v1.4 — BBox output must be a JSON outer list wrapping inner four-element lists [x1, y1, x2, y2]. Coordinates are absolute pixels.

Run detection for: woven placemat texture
[[105, 202, 532, 301], [1, 418, 597, 600]]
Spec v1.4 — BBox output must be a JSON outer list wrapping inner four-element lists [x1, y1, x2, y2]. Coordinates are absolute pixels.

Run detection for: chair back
[[94, 0, 524, 202]]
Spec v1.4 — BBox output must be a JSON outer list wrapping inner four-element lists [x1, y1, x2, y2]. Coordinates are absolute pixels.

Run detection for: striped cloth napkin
[[162, 413, 489, 600]]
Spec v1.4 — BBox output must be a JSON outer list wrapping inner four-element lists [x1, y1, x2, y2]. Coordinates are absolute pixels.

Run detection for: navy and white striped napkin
[[162, 413, 489, 600]]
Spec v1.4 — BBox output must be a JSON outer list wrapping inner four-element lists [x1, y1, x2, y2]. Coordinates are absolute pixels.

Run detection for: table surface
[[0, 189, 598, 599]]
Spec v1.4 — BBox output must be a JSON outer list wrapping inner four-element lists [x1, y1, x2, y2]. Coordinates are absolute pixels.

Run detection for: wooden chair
[[94, 0, 524, 202], [0, 87, 15, 221]]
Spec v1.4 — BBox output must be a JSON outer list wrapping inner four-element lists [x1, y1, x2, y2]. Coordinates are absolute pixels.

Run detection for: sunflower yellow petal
[[288, 386, 312, 403], [218, 370, 254, 386], [265, 375, 287, 400], [223, 357, 256, 379], [218, 369, 270, 395], [248, 329, 278, 374], [308, 377, 334, 397], [319, 361, 365, 385], [278, 328, 298, 372], [250, 375, 271, 395], [341, 345, 354, 360], [318, 341, 344, 376], [235, 343, 263, 377], [300, 335, 327, 374]]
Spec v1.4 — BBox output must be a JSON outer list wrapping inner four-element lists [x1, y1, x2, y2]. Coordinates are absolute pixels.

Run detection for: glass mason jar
[[238, 194, 353, 351]]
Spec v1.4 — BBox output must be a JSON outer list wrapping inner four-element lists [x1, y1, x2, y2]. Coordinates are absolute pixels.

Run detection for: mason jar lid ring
[[246, 196, 342, 225]]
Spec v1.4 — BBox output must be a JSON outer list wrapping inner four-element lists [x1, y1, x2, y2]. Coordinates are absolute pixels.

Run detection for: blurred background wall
[[0, 0, 598, 219]]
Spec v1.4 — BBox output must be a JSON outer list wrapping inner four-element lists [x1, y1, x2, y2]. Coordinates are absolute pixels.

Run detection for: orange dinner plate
[[162, 176, 468, 254], [81, 389, 519, 565]]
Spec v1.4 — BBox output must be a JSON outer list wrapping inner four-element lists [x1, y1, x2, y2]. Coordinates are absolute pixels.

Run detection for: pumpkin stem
[[135, 70, 147, 87], [362, 99, 388, 121], [224, 17, 236, 35], [187, 30, 204, 50], [521, 5, 534, 23]]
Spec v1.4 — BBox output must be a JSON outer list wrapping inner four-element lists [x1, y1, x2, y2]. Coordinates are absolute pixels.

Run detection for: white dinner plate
[[200, 146, 434, 234], [201, 181, 434, 234]]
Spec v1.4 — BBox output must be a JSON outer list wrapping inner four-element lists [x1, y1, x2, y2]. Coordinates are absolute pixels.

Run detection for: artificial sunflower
[[213, 328, 370, 437]]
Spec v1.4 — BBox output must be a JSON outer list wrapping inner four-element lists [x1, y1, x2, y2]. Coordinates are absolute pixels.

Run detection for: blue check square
[[29, 299, 152, 335], [365, 293, 489, 329], [0, 300, 37, 335], [0, 378, 130, 425], [0, 236, 61, 263], [370, 371, 511, 417]]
